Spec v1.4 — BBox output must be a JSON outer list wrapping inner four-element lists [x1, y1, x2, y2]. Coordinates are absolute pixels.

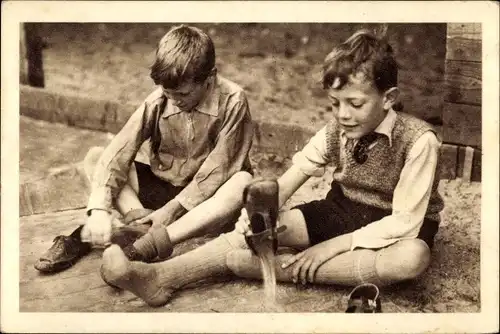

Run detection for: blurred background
[[33, 23, 446, 129]]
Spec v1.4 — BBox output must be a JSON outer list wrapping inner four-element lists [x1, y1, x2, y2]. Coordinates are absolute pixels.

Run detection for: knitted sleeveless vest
[[325, 112, 444, 222]]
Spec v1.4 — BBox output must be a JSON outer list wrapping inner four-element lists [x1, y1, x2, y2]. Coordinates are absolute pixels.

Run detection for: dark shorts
[[293, 183, 440, 249], [134, 161, 185, 210]]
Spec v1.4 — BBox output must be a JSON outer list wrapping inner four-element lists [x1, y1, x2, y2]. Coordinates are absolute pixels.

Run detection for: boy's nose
[[338, 105, 351, 119]]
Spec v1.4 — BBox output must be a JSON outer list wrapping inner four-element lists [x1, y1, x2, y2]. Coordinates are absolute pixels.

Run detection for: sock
[[132, 225, 173, 260], [132, 233, 157, 259], [227, 248, 383, 286], [101, 231, 246, 307], [155, 231, 246, 289]]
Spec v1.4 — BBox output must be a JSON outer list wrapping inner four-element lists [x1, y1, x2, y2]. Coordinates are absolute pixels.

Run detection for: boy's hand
[[136, 207, 171, 226], [281, 240, 340, 285], [235, 208, 252, 235], [81, 209, 113, 246], [136, 200, 187, 226]]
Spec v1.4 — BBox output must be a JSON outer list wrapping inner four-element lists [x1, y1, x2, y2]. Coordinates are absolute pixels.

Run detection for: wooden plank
[[457, 146, 482, 182], [471, 148, 481, 182], [19, 165, 90, 216], [439, 144, 458, 180], [24, 23, 45, 87], [446, 37, 481, 62], [444, 60, 481, 106], [442, 103, 481, 148], [447, 23, 482, 40]]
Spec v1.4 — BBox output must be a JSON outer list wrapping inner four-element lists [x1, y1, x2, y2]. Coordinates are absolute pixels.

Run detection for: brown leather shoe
[[34, 226, 92, 273]]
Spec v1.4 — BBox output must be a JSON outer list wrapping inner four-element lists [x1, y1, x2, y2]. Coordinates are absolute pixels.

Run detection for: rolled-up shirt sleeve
[[350, 131, 441, 250], [86, 101, 155, 212], [291, 126, 331, 177], [175, 95, 254, 210]]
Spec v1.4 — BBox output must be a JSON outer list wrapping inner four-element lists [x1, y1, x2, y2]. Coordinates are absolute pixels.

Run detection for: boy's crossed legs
[[101, 207, 432, 307], [35, 146, 252, 272]]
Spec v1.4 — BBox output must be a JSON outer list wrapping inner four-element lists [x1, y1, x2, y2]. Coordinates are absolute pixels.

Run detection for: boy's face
[[162, 78, 210, 112], [327, 72, 395, 139]]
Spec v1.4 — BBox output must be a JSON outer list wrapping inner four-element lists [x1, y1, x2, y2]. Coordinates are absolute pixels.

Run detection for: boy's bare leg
[[84, 146, 143, 215], [227, 209, 431, 286], [167, 171, 253, 244]]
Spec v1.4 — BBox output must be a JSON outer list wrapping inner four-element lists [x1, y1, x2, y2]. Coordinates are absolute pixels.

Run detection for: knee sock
[[227, 248, 383, 286], [154, 231, 246, 289], [101, 231, 247, 307]]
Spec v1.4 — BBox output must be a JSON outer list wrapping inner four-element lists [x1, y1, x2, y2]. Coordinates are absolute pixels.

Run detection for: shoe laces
[[50, 235, 74, 256]]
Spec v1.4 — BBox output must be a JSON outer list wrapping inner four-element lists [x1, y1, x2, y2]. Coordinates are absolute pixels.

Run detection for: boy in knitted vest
[[99, 29, 444, 307]]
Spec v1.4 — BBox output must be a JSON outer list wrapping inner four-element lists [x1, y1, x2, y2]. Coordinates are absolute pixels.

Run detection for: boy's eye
[[329, 97, 340, 107], [350, 101, 364, 108]]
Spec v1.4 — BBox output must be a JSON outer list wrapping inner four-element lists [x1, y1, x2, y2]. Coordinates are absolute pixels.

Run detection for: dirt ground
[[20, 116, 480, 313], [19, 24, 480, 313], [36, 23, 446, 129]]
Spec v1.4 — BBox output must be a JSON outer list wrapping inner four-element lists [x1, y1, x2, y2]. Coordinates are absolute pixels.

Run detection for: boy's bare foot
[[100, 245, 174, 307]]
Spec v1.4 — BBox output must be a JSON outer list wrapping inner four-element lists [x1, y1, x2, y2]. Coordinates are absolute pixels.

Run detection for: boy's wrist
[[163, 199, 187, 219], [87, 208, 112, 217]]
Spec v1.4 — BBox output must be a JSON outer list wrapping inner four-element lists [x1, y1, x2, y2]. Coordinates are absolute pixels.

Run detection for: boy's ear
[[382, 87, 400, 110]]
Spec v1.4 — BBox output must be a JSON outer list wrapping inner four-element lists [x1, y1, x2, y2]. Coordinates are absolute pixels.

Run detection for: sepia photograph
[[2, 1, 499, 333]]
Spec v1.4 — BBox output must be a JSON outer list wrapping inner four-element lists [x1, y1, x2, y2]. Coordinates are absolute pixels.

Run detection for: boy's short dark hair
[[150, 25, 215, 89], [322, 29, 398, 94]]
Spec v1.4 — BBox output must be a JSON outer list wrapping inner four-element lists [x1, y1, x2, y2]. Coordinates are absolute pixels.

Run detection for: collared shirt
[[87, 75, 254, 212], [292, 109, 441, 250]]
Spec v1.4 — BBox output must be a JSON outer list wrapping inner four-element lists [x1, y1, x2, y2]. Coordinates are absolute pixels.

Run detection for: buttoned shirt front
[[87, 75, 254, 212]]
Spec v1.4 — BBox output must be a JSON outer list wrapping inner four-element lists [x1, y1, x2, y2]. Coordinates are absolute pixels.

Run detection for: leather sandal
[[345, 283, 382, 313], [34, 225, 92, 273]]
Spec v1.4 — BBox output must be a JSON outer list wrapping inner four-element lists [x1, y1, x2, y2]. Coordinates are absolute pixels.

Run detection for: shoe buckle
[[346, 283, 382, 313]]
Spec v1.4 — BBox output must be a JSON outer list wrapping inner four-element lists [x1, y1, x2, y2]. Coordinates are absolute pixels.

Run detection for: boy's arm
[[279, 126, 331, 207], [349, 131, 441, 250], [86, 101, 154, 213], [174, 95, 253, 210]]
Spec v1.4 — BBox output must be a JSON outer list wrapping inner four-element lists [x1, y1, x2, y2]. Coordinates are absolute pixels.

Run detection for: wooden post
[[442, 23, 482, 182], [20, 24, 28, 85], [22, 23, 45, 88]]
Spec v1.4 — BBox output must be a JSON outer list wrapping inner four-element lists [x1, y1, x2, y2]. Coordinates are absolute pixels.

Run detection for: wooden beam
[[446, 24, 482, 63], [447, 23, 482, 40], [446, 37, 481, 62], [442, 103, 482, 148], [445, 60, 481, 106]]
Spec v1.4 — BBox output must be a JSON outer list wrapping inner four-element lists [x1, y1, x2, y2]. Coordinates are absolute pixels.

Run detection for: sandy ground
[[19, 116, 480, 312]]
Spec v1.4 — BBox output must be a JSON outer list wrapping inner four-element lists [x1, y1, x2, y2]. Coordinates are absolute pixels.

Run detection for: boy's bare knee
[[377, 239, 431, 282], [213, 171, 252, 206], [403, 239, 431, 279], [231, 171, 253, 188], [84, 146, 104, 180]]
